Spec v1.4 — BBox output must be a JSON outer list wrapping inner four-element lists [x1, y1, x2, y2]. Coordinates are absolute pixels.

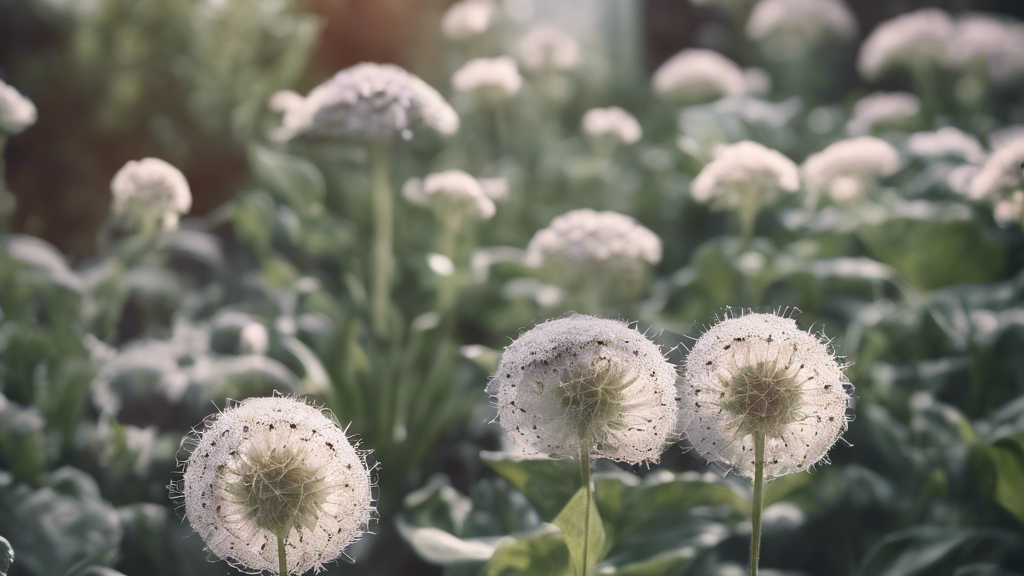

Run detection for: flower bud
[[110, 158, 192, 231]]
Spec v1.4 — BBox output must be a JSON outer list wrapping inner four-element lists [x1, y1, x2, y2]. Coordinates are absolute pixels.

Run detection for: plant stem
[[738, 199, 758, 250], [369, 139, 394, 340], [749, 433, 766, 576], [579, 432, 593, 576], [277, 532, 288, 576]]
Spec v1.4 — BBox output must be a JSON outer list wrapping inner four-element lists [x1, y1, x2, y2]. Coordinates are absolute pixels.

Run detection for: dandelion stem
[[277, 532, 288, 576], [749, 433, 766, 576], [579, 432, 593, 576], [369, 139, 394, 340]]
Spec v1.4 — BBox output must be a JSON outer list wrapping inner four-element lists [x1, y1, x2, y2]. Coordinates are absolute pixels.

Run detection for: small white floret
[[690, 141, 800, 210], [403, 170, 496, 220], [517, 25, 582, 72], [441, 0, 496, 41], [110, 158, 192, 231], [847, 91, 920, 135], [581, 107, 642, 145], [802, 137, 900, 203], [452, 57, 523, 98], [857, 8, 953, 81], [652, 49, 746, 104]]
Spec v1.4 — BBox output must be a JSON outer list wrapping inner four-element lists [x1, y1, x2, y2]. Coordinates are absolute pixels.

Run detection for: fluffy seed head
[[284, 63, 459, 141], [402, 170, 496, 220], [745, 0, 858, 53], [682, 311, 851, 478], [441, 0, 496, 41], [581, 107, 643, 145], [452, 57, 523, 98], [652, 49, 746, 104], [488, 315, 682, 465], [802, 137, 901, 203], [0, 79, 37, 136], [174, 396, 373, 575], [857, 8, 953, 81], [690, 141, 800, 210], [517, 25, 582, 72], [110, 158, 192, 231], [847, 91, 920, 135], [906, 127, 986, 164]]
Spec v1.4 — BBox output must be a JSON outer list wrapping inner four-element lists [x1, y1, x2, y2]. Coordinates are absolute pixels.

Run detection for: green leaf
[[247, 145, 326, 210], [763, 471, 813, 507], [485, 525, 572, 576], [553, 487, 606, 576], [987, 435, 1024, 526], [481, 452, 581, 520], [861, 527, 1021, 576], [598, 547, 699, 576]]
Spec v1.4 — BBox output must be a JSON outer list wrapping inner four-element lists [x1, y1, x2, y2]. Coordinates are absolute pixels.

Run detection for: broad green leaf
[[485, 525, 572, 576], [763, 471, 813, 507], [598, 546, 699, 576], [861, 527, 1021, 576], [481, 452, 581, 520], [988, 435, 1024, 526], [553, 487, 606, 576], [248, 145, 326, 210]]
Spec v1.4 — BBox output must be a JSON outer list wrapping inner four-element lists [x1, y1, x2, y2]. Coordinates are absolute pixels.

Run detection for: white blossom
[[652, 49, 746, 104], [0, 79, 37, 136], [488, 315, 682, 464], [451, 57, 522, 98], [284, 63, 459, 141], [517, 25, 582, 72], [690, 141, 800, 210], [906, 127, 986, 164], [441, 0, 496, 41], [239, 323, 270, 355], [402, 170, 496, 220], [944, 13, 1024, 85], [175, 396, 373, 575], [743, 68, 773, 96], [745, 0, 858, 53], [989, 125, 1024, 151], [581, 106, 642, 145], [681, 312, 851, 478], [858, 8, 953, 81], [802, 137, 901, 203], [967, 138, 1024, 224], [110, 158, 192, 231], [847, 91, 920, 135]]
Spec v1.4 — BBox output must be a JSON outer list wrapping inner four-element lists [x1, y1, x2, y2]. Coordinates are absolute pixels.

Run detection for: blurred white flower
[[858, 8, 953, 81], [906, 127, 986, 164], [944, 13, 1024, 85], [652, 49, 746, 104], [690, 141, 800, 210], [581, 106, 642, 145], [847, 91, 920, 135], [802, 137, 900, 203], [0, 79, 37, 136], [967, 138, 1024, 225], [441, 0, 496, 41], [488, 314, 681, 464], [743, 68, 773, 96], [238, 323, 270, 355], [989, 125, 1024, 151], [176, 396, 373, 575], [745, 0, 858, 55], [993, 191, 1024, 225], [451, 57, 523, 98], [402, 170, 496, 220], [479, 177, 510, 202], [681, 311, 851, 478], [284, 63, 459, 141], [517, 25, 581, 72], [110, 158, 192, 231], [267, 90, 307, 141]]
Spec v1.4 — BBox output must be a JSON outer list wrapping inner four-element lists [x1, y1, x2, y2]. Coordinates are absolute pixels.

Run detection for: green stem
[[277, 532, 288, 576], [749, 433, 766, 576], [738, 203, 758, 250], [579, 432, 593, 576], [436, 213, 462, 314], [369, 139, 394, 340]]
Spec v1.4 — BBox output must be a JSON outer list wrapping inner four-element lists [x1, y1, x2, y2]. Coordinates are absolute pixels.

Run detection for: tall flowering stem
[[578, 430, 593, 576], [750, 433, 766, 576], [277, 533, 288, 576], [370, 139, 394, 340]]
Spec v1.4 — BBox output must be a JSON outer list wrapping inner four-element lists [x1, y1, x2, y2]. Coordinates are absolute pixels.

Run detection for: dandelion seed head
[[488, 315, 681, 465], [847, 91, 920, 135], [682, 312, 851, 478], [690, 141, 800, 210], [452, 57, 523, 98], [402, 170, 496, 220], [110, 158, 192, 231], [517, 25, 582, 72], [441, 0, 496, 41], [581, 107, 643, 145], [857, 8, 953, 81], [0, 79, 37, 136], [802, 137, 900, 203], [652, 49, 747, 104]]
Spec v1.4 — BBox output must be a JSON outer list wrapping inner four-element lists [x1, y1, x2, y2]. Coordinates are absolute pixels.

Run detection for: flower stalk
[[749, 433, 766, 576], [578, 429, 593, 576], [370, 139, 394, 340], [277, 532, 288, 576]]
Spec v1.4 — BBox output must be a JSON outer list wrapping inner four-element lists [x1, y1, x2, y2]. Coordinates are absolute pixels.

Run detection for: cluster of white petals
[[177, 396, 373, 575], [452, 57, 523, 98], [581, 106, 643, 145], [402, 169, 496, 220], [488, 315, 682, 464], [944, 13, 1024, 84], [690, 141, 800, 210], [652, 49, 747, 104], [682, 312, 851, 478], [745, 0, 858, 51], [110, 158, 192, 231], [441, 0, 496, 41], [517, 25, 582, 72], [525, 209, 662, 296], [847, 91, 920, 135], [0, 79, 38, 136], [906, 127, 986, 164], [282, 63, 459, 141], [967, 138, 1024, 224], [857, 8, 953, 81], [802, 137, 901, 203]]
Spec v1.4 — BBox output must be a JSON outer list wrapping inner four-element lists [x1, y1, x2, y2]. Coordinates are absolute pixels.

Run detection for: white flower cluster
[[177, 396, 373, 575], [944, 13, 1024, 85], [517, 25, 581, 72], [690, 141, 800, 210], [745, 0, 858, 52], [581, 106, 642, 146], [0, 79, 37, 136], [402, 169, 497, 221], [525, 209, 662, 296], [281, 63, 459, 141], [802, 137, 901, 203], [967, 138, 1024, 225], [488, 315, 682, 464], [847, 91, 920, 135], [110, 158, 192, 231], [652, 49, 746, 104], [858, 8, 953, 81], [441, 0, 496, 41], [452, 57, 523, 99], [906, 127, 986, 164], [681, 312, 851, 478]]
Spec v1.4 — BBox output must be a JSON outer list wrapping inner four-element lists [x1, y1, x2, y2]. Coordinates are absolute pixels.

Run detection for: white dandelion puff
[[857, 8, 953, 81], [517, 25, 582, 72], [402, 170, 496, 221], [745, 0, 858, 53], [0, 79, 37, 136], [441, 0, 496, 41], [173, 396, 374, 575], [801, 137, 900, 204], [690, 141, 800, 210], [681, 311, 851, 479], [110, 158, 192, 231], [581, 107, 643, 146], [652, 49, 747, 104], [487, 314, 682, 465], [847, 91, 920, 135], [906, 127, 986, 164], [451, 57, 523, 99]]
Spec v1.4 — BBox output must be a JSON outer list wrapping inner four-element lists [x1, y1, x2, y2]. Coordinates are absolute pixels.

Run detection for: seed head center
[[721, 360, 803, 438], [558, 356, 636, 432]]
